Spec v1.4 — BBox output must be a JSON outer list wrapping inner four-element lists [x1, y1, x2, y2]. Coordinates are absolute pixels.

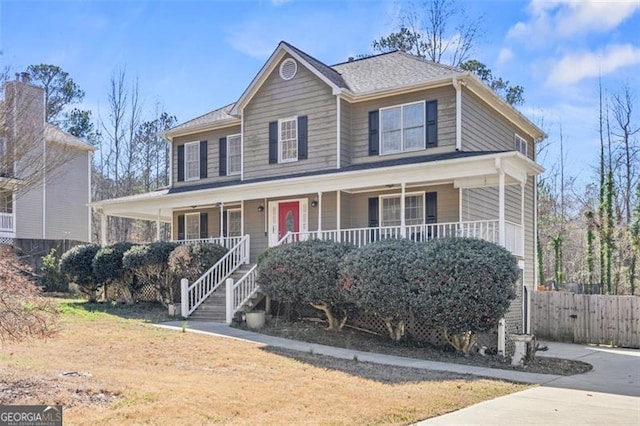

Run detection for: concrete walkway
[[158, 321, 640, 425]]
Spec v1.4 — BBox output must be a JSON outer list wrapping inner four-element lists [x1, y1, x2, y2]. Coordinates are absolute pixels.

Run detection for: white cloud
[[497, 48, 513, 65], [546, 44, 640, 85], [508, 0, 640, 41]]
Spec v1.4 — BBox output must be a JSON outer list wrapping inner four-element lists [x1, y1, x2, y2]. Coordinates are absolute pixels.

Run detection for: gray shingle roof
[[167, 103, 237, 135], [281, 41, 349, 89], [332, 51, 463, 94]]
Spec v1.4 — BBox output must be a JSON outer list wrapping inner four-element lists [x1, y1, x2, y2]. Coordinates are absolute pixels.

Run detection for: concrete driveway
[[421, 341, 640, 425]]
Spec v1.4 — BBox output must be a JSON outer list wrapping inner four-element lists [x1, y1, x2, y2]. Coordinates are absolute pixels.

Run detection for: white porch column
[[155, 209, 161, 241], [400, 182, 406, 238], [336, 190, 341, 242], [219, 202, 224, 238], [100, 213, 107, 246], [498, 169, 506, 247], [240, 200, 245, 236], [317, 192, 323, 238]]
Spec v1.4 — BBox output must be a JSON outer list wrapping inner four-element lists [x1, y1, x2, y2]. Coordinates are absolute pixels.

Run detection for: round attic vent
[[279, 58, 298, 81]]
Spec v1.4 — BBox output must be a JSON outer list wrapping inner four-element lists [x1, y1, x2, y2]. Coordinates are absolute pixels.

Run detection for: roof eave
[[341, 75, 459, 103], [162, 118, 242, 140]]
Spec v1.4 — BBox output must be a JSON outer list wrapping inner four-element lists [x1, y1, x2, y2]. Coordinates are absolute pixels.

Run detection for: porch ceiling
[[93, 151, 542, 221]]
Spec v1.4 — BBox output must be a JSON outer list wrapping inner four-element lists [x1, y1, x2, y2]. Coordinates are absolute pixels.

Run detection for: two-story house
[[1, 74, 94, 249], [93, 42, 544, 347]]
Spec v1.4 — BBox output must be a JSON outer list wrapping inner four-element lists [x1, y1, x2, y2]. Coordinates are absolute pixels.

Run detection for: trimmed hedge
[[339, 239, 426, 341], [411, 237, 518, 354], [93, 242, 136, 303], [59, 244, 101, 301], [122, 241, 180, 306], [257, 239, 354, 330], [168, 243, 228, 282]]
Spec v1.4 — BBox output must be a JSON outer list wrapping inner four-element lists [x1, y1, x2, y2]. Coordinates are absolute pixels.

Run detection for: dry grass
[[0, 300, 527, 425]]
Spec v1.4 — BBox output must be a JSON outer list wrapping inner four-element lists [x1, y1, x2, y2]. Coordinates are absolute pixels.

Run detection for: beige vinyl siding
[[340, 98, 351, 167], [172, 207, 224, 240], [172, 125, 241, 188], [243, 54, 337, 180], [460, 186, 521, 223], [349, 86, 456, 165], [244, 199, 268, 263], [14, 181, 43, 239], [346, 184, 459, 228], [461, 89, 535, 161], [44, 146, 90, 241]]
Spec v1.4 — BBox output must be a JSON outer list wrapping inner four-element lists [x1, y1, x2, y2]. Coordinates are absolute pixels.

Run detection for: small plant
[[40, 248, 65, 292], [182, 322, 188, 333]]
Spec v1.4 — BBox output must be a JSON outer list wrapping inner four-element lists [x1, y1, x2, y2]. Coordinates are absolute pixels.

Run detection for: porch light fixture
[[310, 200, 318, 208], [257, 205, 264, 213]]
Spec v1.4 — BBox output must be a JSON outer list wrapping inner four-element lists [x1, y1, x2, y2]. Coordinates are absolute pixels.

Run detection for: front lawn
[[0, 299, 527, 425]]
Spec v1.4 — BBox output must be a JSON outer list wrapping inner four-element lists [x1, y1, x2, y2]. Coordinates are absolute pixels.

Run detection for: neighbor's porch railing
[[0, 212, 14, 233], [180, 234, 250, 318], [283, 219, 523, 257]]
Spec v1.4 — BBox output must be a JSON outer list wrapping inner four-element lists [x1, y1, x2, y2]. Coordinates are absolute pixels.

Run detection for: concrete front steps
[[188, 264, 257, 322]]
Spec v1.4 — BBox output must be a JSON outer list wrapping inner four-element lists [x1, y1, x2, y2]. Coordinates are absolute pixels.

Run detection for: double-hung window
[[185, 213, 200, 240], [380, 101, 425, 154], [185, 141, 200, 181], [380, 194, 424, 226], [514, 134, 528, 156], [279, 117, 298, 162], [227, 209, 242, 237], [227, 134, 241, 175]]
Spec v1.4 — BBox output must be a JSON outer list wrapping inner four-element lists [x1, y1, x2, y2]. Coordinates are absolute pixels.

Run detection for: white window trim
[[226, 208, 242, 237], [184, 212, 200, 240], [184, 141, 200, 182], [278, 116, 298, 163], [379, 100, 426, 155], [227, 133, 242, 176], [514, 134, 528, 157], [379, 192, 425, 226]]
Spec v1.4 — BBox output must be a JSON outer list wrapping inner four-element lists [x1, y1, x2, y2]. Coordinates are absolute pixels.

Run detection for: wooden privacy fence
[[532, 292, 640, 348]]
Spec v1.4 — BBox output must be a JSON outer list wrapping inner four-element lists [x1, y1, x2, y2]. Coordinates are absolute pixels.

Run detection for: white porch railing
[[180, 235, 250, 318], [0, 212, 13, 232], [284, 219, 523, 257], [225, 265, 259, 324], [176, 236, 244, 250]]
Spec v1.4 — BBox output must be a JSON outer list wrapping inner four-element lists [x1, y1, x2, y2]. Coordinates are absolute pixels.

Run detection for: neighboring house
[[0, 74, 94, 248], [93, 42, 545, 348]]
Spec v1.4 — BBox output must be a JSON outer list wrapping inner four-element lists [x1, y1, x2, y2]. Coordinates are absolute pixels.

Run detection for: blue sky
[[2, 0, 639, 188]]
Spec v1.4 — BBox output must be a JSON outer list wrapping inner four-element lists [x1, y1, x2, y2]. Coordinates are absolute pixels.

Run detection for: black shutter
[[298, 115, 308, 160], [368, 110, 379, 156], [368, 197, 379, 227], [200, 141, 208, 178], [177, 145, 185, 182], [268, 121, 278, 164], [200, 212, 208, 239], [219, 137, 227, 176], [223, 211, 228, 237], [426, 192, 437, 224], [426, 100, 438, 148], [177, 214, 185, 240]]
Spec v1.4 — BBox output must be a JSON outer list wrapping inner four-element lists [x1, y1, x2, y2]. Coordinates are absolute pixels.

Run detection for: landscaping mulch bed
[[253, 318, 593, 376]]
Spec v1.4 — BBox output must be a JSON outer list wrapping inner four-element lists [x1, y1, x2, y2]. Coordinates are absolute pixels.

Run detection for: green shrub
[[257, 239, 354, 330], [122, 241, 179, 306], [168, 243, 228, 282], [339, 239, 426, 341], [40, 248, 65, 292], [93, 242, 136, 303], [59, 244, 101, 301], [411, 237, 518, 355]]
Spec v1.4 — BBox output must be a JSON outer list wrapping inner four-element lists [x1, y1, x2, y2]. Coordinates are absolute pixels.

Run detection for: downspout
[[453, 77, 463, 152], [241, 108, 245, 181]]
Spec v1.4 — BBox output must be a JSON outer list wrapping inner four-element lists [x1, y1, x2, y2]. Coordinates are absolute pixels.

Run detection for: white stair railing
[[180, 234, 250, 318], [225, 265, 259, 324]]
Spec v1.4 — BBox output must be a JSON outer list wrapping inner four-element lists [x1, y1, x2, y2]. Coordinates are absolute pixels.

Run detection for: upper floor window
[[227, 134, 241, 175], [185, 142, 200, 181], [514, 134, 528, 156], [268, 116, 308, 164], [380, 101, 425, 154], [369, 100, 437, 156], [279, 117, 298, 162]]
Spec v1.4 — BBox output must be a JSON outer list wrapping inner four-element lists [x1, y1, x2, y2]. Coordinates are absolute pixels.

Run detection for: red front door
[[278, 201, 300, 239]]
